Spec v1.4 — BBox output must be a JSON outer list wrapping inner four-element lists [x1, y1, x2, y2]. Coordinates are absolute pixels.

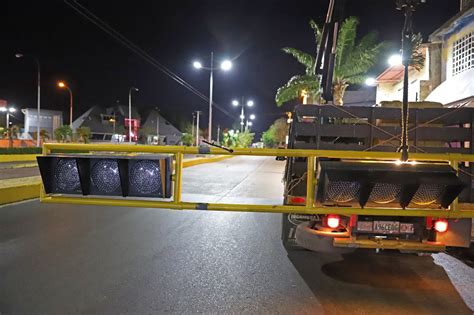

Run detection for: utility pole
[[195, 110, 202, 146], [191, 112, 195, 146], [208, 52, 214, 142], [156, 110, 160, 144], [217, 125, 221, 145]]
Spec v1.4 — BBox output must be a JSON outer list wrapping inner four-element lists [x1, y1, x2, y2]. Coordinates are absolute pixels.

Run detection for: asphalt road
[[0, 156, 473, 314]]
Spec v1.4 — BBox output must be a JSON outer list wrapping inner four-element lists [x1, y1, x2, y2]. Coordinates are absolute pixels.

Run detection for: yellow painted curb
[[0, 184, 41, 205], [0, 155, 234, 205], [0, 154, 39, 163], [183, 155, 233, 168]]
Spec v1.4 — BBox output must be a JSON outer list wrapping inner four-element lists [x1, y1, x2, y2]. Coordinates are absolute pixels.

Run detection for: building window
[[452, 32, 473, 76]]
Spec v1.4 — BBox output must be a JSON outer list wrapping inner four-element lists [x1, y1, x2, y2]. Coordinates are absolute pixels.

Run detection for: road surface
[[0, 156, 472, 314]]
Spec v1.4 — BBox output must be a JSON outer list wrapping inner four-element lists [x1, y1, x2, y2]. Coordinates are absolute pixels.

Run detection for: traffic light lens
[[54, 159, 81, 193], [130, 160, 162, 195], [91, 160, 121, 193]]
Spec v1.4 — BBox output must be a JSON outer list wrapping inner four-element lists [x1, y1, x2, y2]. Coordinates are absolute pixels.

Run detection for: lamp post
[[195, 110, 202, 145], [0, 106, 16, 129], [15, 53, 41, 146], [246, 114, 256, 131], [193, 53, 232, 141], [128, 87, 139, 143], [57, 81, 73, 127], [232, 98, 254, 132]]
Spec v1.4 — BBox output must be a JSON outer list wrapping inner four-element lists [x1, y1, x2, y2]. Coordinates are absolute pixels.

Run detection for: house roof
[[141, 109, 182, 136], [376, 65, 405, 82], [429, 6, 474, 43]]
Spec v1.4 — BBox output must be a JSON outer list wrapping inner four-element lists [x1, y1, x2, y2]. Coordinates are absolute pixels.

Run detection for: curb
[[0, 154, 39, 163], [0, 155, 233, 206], [182, 155, 233, 167]]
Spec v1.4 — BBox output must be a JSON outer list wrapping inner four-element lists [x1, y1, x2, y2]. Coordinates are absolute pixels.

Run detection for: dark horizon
[[1, 0, 459, 137]]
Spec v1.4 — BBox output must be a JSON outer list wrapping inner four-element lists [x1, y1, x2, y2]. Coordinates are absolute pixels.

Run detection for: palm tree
[[276, 20, 321, 106], [276, 17, 386, 106]]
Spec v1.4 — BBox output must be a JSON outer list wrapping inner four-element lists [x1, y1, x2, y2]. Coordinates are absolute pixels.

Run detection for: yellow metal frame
[[39, 143, 474, 219]]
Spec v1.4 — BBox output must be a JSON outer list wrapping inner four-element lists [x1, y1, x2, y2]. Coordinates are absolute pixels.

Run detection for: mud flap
[[281, 213, 319, 249]]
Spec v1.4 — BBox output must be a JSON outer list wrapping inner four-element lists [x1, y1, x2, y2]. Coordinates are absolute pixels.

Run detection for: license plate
[[400, 223, 415, 234], [373, 221, 400, 234]]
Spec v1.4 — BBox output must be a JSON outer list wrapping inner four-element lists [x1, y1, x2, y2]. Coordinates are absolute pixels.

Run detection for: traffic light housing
[[316, 161, 465, 209], [37, 155, 172, 198]]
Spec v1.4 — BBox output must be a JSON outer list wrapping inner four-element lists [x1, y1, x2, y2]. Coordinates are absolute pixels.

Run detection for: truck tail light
[[434, 219, 448, 233], [289, 196, 306, 205], [326, 214, 340, 228]]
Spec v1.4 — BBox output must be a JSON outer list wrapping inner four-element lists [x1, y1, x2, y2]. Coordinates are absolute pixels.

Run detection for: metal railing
[[40, 143, 474, 219]]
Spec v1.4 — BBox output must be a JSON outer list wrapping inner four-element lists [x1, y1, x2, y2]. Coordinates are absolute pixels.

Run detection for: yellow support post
[[306, 156, 315, 209], [449, 159, 459, 212], [173, 152, 183, 204]]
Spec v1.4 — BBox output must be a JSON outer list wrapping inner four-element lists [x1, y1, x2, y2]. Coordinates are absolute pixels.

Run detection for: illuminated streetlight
[[365, 77, 377, 86], [1, 106, 16, 129], [220, 60, 232, 71], [249, 114, 256, 120], [232, 97, 255, 132], [192, 53, 233, 141], [57, 81, 73, 127], [388, 54, 402, 66]]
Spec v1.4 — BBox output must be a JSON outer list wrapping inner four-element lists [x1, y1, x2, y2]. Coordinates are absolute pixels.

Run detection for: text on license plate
[[357, 221, 414, 234]]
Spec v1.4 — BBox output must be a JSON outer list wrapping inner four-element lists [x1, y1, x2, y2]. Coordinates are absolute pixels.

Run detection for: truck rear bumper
[[334, 237, 446, 252]]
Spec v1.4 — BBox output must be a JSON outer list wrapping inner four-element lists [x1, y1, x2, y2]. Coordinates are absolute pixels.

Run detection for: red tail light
[[290, 196, 306, 205], [434, 219, 448, 233], [327, 214, 340, 229]]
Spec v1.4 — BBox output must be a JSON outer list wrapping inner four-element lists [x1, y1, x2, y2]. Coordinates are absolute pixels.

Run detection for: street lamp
[[128, 87, 139, 143], [365, 77, 377, 86], [193, 52, 233, 141], [246, 114, 256, 130], [57, 81, 73, 127], [15, 53, 41, 147], [0, 106, 16, 129], [232, 97, 255, 132], [388, 54, 402, 66]]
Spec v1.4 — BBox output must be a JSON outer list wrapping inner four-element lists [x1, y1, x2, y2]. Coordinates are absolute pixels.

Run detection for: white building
[[375, 2, 474, 107], [21, 108, 63, 139]]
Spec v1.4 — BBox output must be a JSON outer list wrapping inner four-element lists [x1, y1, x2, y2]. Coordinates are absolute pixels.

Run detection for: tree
[[261, 118, 289, 147], [76, 127, 91, 143], [276, 20, 322, 106], [332, 17, 385, 105], [222, 129, 254, 148], [236, 130, 255, 148], [33, 129, 50, 143], [54, 125, 73, 143], [181, 133, 193, 146], [222, 129, 239, 148], [4, 125, 20, 148], [276, 17, 386, 106], [262, 128, 276, 148]]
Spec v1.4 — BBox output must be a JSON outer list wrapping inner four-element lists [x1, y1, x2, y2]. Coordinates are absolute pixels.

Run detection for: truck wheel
[[295, 221, 355, 254]]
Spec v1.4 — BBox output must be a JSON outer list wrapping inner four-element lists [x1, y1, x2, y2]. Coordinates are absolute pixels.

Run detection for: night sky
[[1, 0, 459, 137]]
